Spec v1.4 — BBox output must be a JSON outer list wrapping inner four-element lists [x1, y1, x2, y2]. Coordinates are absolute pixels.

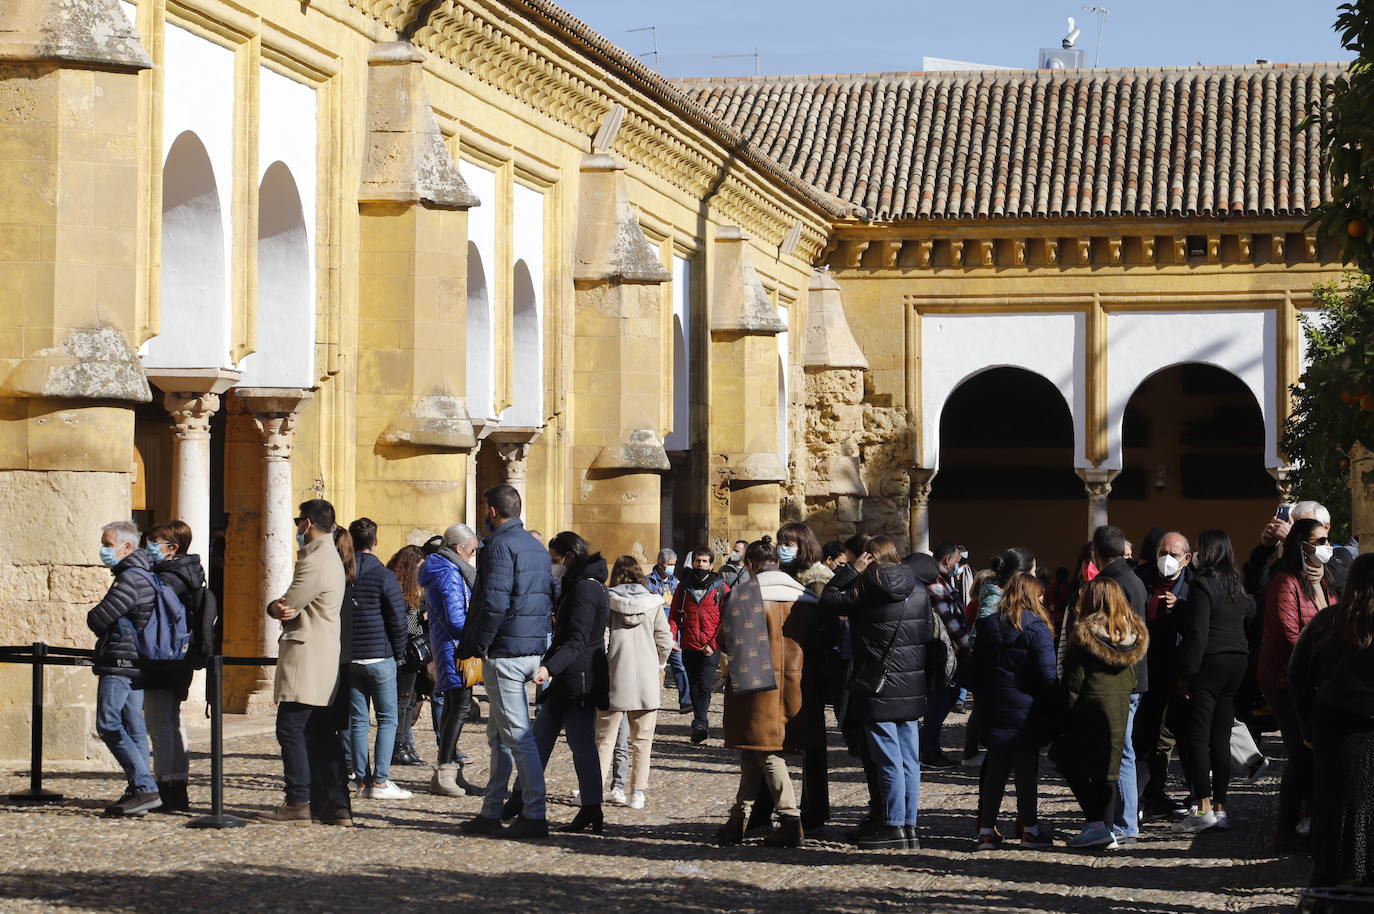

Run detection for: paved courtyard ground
[[0, 694, 1309, 913]]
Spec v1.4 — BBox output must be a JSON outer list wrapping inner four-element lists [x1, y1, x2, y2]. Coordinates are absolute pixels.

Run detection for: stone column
[[1077, 468, 1121, 538], [236, 388, 313, 710], [151, 371, 241, 557], [908, 468, 937, 554], [488, 430, 540, 516]]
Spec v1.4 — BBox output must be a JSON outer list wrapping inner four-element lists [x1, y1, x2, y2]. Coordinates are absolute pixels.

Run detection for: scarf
[[718, 575, 776, 695]]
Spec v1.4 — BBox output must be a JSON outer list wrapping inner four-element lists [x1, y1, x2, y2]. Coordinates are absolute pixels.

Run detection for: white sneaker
[[960, 752, 985, 768], [1213, 810, 1231, 831], [627, 790, 646, 810], [608, 787, 628, 806], [366, 780, 413, 800], [1172, 809, 1217, 833], [1244, 756, 1270, 784]]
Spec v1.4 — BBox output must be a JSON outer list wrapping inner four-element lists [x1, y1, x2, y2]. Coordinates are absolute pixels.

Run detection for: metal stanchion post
[[10, 641, 63, 803], [187, 655, 245, 828]]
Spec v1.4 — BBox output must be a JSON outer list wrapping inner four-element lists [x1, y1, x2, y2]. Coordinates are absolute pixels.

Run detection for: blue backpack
[[119, 568, 191, 662]]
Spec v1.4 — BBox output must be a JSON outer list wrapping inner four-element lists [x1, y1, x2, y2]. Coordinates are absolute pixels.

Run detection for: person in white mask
[[720, 541, 750, 588], [1135, 531, 1193, 822]]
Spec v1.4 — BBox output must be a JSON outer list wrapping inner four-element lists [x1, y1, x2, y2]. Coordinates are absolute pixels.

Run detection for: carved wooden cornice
[[346, 0, 835, 262]]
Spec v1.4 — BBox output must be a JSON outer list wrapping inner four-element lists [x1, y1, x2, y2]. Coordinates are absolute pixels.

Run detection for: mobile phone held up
[[1275, 504, 1294, 523]]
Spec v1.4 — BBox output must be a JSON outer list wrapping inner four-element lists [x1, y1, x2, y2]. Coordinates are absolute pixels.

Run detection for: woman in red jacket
[[670, 547, 728, 743], [1258, 517, 1338, 852]]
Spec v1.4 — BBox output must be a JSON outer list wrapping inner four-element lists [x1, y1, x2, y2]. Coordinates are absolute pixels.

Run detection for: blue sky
[[562, 1, 1353, 78]]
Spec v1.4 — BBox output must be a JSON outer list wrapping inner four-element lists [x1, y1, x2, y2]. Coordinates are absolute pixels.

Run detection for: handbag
[[846, 591, 908, 697], [459, 655, 484, 687], [404, 630, 432, 671]]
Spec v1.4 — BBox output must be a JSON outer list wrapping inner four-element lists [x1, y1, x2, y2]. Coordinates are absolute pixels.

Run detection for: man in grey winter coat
[[87, 520, 162, 817]]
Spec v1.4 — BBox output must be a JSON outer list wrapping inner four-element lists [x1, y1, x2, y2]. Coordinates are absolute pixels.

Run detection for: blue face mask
[[145, 543, 165, 561], [99, 545, 121, 568], [777, 545, 799, 564], [296, 532, 307, 549]]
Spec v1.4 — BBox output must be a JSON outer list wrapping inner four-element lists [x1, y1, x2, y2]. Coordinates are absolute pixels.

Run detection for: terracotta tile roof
[[678, 64, 1343, 222]]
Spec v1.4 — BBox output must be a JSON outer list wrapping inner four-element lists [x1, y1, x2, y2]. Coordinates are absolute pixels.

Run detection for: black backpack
[[187, 584, 220, 667]]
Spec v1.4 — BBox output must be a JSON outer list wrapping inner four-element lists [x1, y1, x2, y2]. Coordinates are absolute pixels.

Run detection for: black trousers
[[276, 700, 350, 812], [1177, 653, 1247, 805], [396, 668, 418, 751], [436, 686, 473, 766], [1134, 681, 1177, 804], [978, 745, 1041, 829], [1063, 765, 1118, 823], [681, 649, 719, 729]]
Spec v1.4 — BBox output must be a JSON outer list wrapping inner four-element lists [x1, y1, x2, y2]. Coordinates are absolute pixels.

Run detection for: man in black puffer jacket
[[87, 520, 162, 817], [458, 485, 554, 838], [346, 518, 409, 800]]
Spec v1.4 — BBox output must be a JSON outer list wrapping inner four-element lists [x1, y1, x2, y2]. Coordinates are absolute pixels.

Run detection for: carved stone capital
[[1077, 467, 1121, 502], [910, 467, 937, 506], [163, 392, 220, 440], [237, 388, 315, 461]]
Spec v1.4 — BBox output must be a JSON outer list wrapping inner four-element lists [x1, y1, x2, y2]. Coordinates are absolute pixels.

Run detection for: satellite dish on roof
[[1062, 16, 1081, 49]]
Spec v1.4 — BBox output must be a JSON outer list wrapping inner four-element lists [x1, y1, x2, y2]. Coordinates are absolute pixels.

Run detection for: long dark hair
[[745, 537, 778, 571], [549, 530, 590, 572], [333, 526, 356, 583], [1193, 528, 1244, 599], [387, 544, 424, 609], [1331, 553, 1374, 650], [776, 522, 822, 569], [1281, 518, 1329, 603], [991, 546, 1035, 586]]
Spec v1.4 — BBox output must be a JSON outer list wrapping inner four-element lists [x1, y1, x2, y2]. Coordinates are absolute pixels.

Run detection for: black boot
[[170, 779, 190, 812], [558, 804, 604, 834], [153, 781, 174, 813], [501, 789, 523, 821]]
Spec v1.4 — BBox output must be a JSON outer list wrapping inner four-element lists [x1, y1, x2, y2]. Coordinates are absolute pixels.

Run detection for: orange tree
[[1282, 2, 1374, 539]]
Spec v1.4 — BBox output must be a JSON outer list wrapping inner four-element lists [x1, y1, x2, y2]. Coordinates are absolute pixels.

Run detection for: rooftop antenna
[[712, 49, 760, 76], [1082, 5, 1109, 67], [627, 26, 658, 71]]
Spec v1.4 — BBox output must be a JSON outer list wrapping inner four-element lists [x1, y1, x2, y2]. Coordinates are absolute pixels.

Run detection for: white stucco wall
[[664, 255, 692, 451], [143, 22, 236, 373], [461, 161, 496, 421], [1104, 310, 1277, 469], [238, 66, 317, 388], [921, 312, 1087, 469], [505, 183, 545, 428]]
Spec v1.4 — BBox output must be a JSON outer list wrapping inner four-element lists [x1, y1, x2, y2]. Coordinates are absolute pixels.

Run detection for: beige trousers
[[733, 749, 799, 818], [596, 709, 658, 794]]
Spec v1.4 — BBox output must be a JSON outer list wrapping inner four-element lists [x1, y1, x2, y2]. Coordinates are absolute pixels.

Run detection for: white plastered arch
[[920, 312, 1087, 470], [504, 259, 542, 427], [1105, 311, 1278, 469]]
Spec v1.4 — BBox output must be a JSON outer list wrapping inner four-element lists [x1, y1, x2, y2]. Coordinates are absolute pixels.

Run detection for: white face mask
[[663, 565, 676, 578], [1311, 543, 1335, 565], [1157, 554, 1182, 579], [551, 563, 567, 580], [777, 545, 799, 564], [732, 550, 744, 562]]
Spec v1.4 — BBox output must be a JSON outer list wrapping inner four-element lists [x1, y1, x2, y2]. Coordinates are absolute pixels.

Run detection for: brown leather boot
[[763, 814, 805, 848], [715, 809, 747, 846], [255, 802, 312, 825]]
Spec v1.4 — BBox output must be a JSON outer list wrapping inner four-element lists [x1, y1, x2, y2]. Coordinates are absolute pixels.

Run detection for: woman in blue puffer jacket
[[419, 532, 479, 797]]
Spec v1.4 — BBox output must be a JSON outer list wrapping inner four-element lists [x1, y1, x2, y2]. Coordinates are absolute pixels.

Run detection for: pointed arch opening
[[240, 161, 312, 386], [466, 242, 493, 421]]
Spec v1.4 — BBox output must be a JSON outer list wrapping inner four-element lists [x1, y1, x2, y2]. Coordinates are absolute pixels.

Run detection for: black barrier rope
[[1, 641, 276, 824]]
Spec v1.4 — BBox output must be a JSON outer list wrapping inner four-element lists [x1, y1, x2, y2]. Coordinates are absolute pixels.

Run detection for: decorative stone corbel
[[590, 428, 671, 472], [358, 42, 479, 209], [803, 269, 868, 370], [1, 324, 151, 402], [376, 393, 477, 450], [573, 153, 671, 285], [716, 452, 788, 486], [0, 0, 152, 70], [712, 227, 786, 334]]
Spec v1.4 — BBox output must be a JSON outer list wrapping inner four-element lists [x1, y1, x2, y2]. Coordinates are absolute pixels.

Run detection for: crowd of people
[[82, 488, 1374, 886]]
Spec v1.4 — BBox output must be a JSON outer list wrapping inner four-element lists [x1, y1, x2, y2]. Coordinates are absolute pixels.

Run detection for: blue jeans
[[867, 719, 921, 827], [348, 658, 398, 784], [1113, 693, 1142, 838], [533, 700, 603, 806], [920, 684, 960, 757], [481, 655, 546, 820], [96, 675, 155, 794], [667, 649, 689, 706]]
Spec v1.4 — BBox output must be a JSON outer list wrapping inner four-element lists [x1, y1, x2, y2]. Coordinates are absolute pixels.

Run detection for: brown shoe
[[312, 806, 354, 827], [715, 810, 746, 846], [256, 802, 312, 825], [763, 814, 805, 848]]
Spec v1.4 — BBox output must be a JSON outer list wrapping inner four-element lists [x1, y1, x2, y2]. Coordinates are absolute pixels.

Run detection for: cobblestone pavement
[[0, 693, 1309, 913]]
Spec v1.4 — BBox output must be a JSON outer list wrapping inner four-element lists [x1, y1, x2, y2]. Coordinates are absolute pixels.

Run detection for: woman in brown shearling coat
[[715, 540, 822, 848]]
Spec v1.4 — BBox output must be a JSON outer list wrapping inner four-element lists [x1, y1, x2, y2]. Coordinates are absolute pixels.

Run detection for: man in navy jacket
[[458, 485, 554, 839]]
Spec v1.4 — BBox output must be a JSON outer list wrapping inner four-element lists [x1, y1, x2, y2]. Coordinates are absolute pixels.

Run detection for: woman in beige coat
[[596, 555, 674, 809]]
